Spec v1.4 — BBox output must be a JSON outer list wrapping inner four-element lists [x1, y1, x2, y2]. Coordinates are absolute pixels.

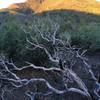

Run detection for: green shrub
[[0, 10, 100, 66]]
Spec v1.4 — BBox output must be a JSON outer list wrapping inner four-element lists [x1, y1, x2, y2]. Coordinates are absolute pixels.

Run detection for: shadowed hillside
[[0, 6, 100, 100], [0, 9, 100, 54]]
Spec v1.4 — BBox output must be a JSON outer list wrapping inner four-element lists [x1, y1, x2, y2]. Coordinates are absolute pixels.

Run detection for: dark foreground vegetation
[[0, 9, 100, 100]]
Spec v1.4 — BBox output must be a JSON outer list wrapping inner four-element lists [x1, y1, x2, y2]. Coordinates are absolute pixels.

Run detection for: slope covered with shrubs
[[0, 8, 100, 100], [0, 10, 100, 63]]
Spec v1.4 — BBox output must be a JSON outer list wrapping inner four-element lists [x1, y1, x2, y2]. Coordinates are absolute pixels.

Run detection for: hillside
[[1, 0, 100, 14], [0, 1, 100, 100]]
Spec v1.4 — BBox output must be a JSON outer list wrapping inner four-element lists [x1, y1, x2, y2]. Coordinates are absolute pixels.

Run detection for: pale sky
[[0, 0, 27, 9]]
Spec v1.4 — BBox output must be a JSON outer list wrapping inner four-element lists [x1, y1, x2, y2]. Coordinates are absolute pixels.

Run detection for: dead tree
[[22, 20, 93, 98], [0, 58, 91, 100], [22, 19, 76, 70], [0, 19, 95, 99], [0, 24, 92, 100]]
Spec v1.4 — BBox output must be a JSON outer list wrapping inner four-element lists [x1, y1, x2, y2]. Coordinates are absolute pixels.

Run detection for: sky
[[0, 0, 100, 9], [0, 0, 26, 9]]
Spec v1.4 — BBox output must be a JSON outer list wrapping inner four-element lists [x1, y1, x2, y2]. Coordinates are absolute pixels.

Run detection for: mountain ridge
[[0, 0, 100, 14]]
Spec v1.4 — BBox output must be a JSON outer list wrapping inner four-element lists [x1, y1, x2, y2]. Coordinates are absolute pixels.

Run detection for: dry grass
[[1, 0, 100, 15], [36, 0, 100, 14]]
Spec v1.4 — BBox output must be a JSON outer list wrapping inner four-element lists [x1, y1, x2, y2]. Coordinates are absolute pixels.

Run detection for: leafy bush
[[0, 18, 26, 63], [0, 10, 100, 65]]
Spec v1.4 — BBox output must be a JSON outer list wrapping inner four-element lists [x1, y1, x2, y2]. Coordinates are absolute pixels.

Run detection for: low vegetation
[[0, 10, 100, 63], [0, 8, 100, 100]]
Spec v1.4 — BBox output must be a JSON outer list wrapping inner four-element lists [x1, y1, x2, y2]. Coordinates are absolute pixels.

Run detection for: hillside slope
[[1, 0, 100, 14]]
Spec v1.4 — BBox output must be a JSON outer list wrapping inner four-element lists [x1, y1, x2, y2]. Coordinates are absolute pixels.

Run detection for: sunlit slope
[[23, 0, 100, 14], [36, 0, 100, 14], [1, 0, 100, 14]]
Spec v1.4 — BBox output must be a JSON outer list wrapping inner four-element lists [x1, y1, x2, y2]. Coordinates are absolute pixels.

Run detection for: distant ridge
[[1, 0, 100, 14]]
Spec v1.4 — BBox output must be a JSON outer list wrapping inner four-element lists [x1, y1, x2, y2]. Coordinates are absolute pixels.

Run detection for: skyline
[[0, 0, 26, 9]]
